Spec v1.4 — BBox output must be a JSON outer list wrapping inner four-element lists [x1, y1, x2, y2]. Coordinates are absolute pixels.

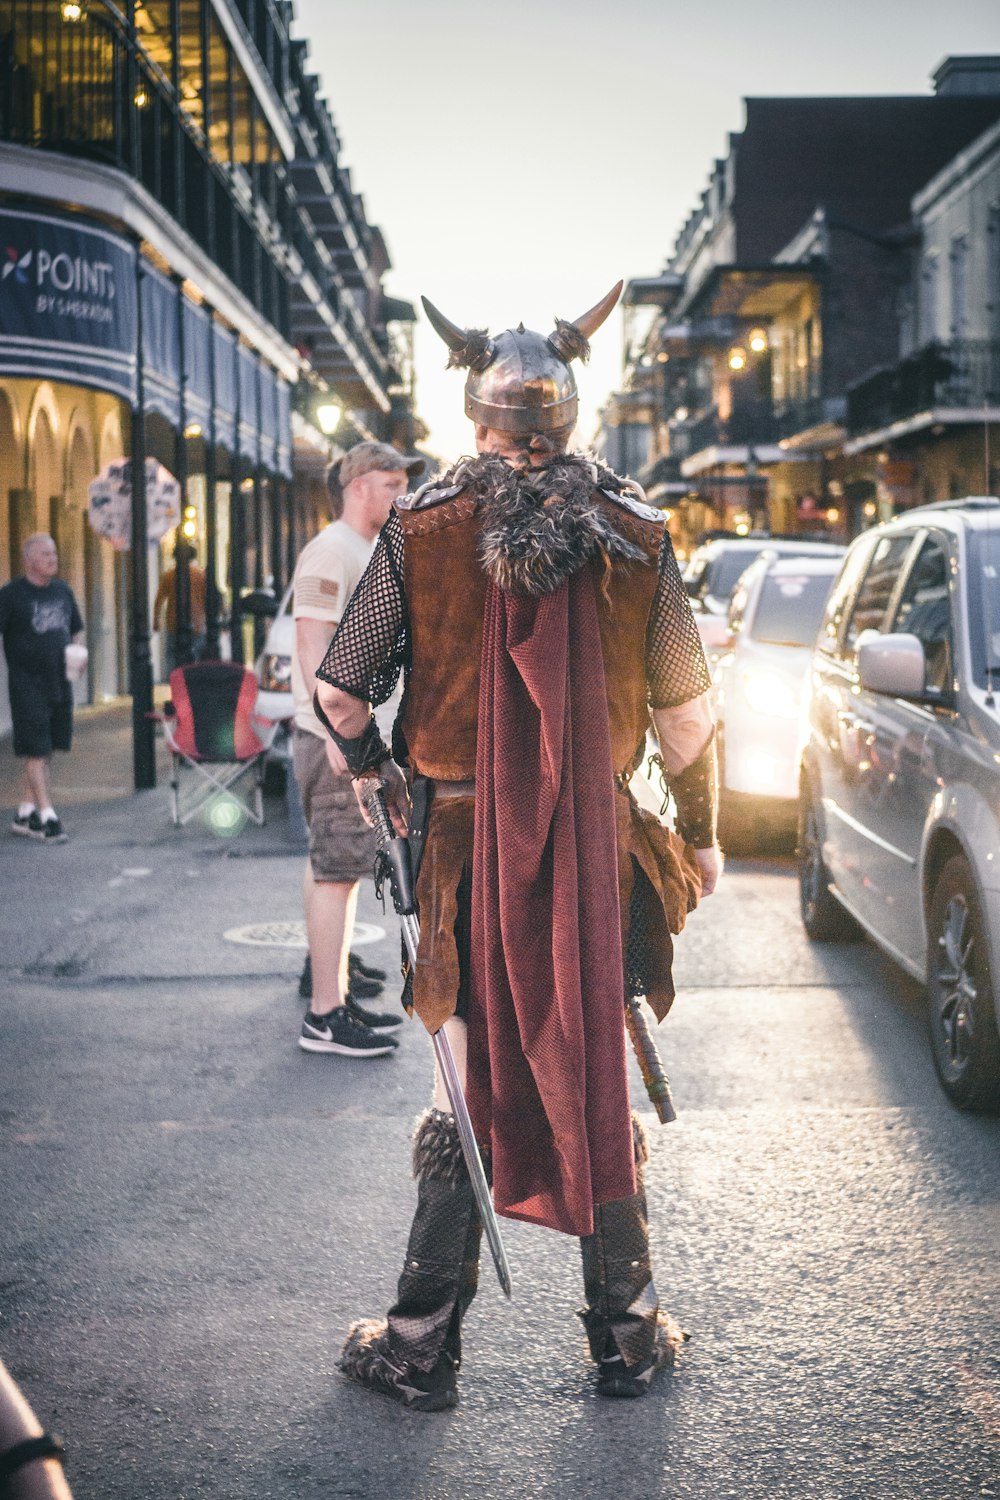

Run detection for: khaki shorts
[[292, 728, 376, 883]]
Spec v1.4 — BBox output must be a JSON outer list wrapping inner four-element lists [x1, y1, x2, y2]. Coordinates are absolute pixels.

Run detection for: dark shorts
[[11, 690, 73, 758], [292, 727, 376, 883]]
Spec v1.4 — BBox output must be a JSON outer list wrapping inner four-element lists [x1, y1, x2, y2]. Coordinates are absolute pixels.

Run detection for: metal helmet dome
[[421, 282, 623, 436]]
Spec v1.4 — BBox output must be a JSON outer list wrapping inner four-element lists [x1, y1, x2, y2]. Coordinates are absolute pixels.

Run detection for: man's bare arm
[[651, 690, 722, 896], [315, 677, 409, 835], [650, 690, 713, 776], [296, 617, 350, 776]]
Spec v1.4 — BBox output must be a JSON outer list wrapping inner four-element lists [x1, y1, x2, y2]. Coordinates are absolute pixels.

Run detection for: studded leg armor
[[578, 1113, 685, 1397], [339, 1109, 483, 1411]]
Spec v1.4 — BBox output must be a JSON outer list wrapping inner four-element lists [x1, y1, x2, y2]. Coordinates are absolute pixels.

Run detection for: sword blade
[[361, 778, 513, 1298], [432, 1025, 513, 1299]]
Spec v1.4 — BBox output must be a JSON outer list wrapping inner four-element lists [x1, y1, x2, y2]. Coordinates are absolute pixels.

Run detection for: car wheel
[[926, 855, 1000, 1112], [797, 780, 858, 941]]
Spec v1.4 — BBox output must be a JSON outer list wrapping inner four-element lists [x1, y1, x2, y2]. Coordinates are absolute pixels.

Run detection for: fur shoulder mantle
[[431, 452, 663, 597]]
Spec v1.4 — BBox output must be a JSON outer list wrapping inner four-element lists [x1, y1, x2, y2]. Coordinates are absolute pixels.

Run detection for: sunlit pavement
[[2, 772, 999, 1498]]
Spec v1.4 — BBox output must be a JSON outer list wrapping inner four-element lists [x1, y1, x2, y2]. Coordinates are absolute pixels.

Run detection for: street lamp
[[748, 327, 769, 354], [316, 400, 343, 437], [728, 346, 748, 372]]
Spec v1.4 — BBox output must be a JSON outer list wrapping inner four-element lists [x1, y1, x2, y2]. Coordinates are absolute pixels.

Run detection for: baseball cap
[[332, 442, 424, 494]]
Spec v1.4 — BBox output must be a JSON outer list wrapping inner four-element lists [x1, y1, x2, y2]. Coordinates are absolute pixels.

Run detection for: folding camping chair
[[152, 660, 278, 827]]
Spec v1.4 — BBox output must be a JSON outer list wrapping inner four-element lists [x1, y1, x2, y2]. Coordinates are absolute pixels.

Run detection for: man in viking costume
[[313, 281, 721, 1411]]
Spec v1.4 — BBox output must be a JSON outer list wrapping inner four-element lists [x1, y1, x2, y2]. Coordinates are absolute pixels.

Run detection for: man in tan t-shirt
[[291, 441, 422, 1059]]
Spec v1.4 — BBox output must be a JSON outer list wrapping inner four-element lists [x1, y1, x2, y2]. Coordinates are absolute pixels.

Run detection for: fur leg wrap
[[578, 1112, 685, 1391], [385, 1109, 482, 1374]]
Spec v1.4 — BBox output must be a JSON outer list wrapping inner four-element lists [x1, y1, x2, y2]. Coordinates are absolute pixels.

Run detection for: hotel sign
[[0, 206, 137, 403]]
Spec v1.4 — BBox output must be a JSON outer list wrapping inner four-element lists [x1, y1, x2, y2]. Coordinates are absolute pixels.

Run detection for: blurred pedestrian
[[317, 286, 721, 1410], [291, 441, 423, 1059], [0, 534, 85, 845], [153, 556, 207, 673]]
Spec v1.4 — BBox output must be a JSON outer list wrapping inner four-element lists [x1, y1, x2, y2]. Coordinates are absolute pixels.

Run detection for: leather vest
[[397, 488, 662, 781]]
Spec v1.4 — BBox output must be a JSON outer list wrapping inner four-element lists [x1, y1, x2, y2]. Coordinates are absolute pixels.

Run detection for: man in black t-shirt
[[0, 533, 85, 843]]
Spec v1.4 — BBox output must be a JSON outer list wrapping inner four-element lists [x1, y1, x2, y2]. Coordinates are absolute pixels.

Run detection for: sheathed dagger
[[359, 778, 513, 1299]]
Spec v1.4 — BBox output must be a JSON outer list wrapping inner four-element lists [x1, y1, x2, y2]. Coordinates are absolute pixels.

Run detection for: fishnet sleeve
[[316, 511, 408, 706], [645, 531, 712, 708]]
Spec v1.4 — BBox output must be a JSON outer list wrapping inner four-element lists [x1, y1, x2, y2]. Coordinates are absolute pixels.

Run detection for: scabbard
[[625, 995, 677, 1124]]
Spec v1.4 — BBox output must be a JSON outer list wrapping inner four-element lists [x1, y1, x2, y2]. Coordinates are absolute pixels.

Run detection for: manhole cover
[[223, 920, 385, 949]]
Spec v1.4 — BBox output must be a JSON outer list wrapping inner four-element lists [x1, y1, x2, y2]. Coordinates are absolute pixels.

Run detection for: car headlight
[[260, 654, 292, 692], [740, 669, 800, 719]]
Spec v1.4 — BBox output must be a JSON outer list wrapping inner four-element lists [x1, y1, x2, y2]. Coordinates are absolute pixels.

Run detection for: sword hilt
[[360, 778, 417, 917], [625, 995, 677, 1124]]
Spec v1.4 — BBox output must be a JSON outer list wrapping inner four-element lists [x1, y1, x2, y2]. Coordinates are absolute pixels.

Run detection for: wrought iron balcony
[[847, 340, 1000, 436], [681, 402, 779, 456], [0, 0, 288, 336]]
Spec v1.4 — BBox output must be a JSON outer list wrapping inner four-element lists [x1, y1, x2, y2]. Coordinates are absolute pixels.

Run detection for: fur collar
[[441, 452, 651, 597]]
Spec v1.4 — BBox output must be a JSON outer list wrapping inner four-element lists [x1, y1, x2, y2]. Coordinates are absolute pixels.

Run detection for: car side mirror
[[857, 632, 927, 697]]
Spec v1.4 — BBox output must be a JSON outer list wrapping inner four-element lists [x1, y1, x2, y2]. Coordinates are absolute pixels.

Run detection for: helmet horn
[[571, 280, 623, 341], [548, 281, 624, 363], [421, 295, 495, 372], [421, 295, 468, 354]]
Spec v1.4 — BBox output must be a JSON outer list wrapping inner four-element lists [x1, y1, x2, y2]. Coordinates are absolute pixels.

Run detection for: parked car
[[797, 498, 1000, 1111], [253, 581, 296, 779], [684, 535, 844, 665], [713, 552, 844, 850]]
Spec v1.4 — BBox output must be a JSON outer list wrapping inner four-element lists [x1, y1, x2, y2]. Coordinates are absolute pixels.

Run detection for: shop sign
[[0, 206, 137, 402]]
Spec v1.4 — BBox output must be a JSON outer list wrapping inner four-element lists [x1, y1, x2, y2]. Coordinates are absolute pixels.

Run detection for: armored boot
[[578, 1114, 686, 1397], [339, 1109, 482, 1412]]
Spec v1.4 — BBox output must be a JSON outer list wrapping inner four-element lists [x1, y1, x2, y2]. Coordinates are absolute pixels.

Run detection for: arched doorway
[[0, 387, 21, 584], [0, 387, 23, 739], [30, 403, 60, 539], [99, 405, 130, 693]]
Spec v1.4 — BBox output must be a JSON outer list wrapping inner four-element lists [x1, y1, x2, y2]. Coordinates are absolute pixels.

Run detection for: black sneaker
[[11, 810, 44, 840], [347, 969, 384, 1000], [299, 1007, 397, 1058], [339, 1318, 458, 1412], [350, 952, 388, 984], [40, 816, 68, 845], [298, 954, 312, 1000], [299, 954, 383, 1002], [346, 994, 403, 1036]]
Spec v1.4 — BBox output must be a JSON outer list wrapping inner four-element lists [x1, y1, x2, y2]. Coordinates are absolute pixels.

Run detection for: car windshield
[[705, 549, 760, 599], [750, 572, 836, 647], [969, 528, 1000, 689]]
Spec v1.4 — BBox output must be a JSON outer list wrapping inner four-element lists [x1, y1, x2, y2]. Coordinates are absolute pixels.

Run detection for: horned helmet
[[421, 282, 623, 435]]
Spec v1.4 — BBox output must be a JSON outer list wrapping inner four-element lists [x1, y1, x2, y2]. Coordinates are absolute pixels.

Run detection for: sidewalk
[[0, 699, 340, 987], [0, 697, 154, 810]]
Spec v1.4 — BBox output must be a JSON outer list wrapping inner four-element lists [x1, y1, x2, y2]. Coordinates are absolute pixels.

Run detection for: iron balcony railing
[[681, 402, 779, 456], [847, 340, 1000, 435], [0, 0, 289, 337]]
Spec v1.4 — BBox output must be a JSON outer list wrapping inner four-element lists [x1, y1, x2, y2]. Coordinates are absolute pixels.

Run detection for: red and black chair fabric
[[153, 661, 278, 827]]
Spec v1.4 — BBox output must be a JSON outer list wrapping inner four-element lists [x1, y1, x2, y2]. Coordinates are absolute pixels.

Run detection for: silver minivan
[[798, 498, 1000, 1111]]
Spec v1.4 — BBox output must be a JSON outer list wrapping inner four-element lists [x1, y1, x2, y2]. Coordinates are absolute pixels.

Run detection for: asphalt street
[[1, 720, 999, 1499]]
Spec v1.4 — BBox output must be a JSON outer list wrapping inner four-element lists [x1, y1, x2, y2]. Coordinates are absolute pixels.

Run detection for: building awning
[[678, 264, 821, 322], [778, 420, 847, 453], [0, 205, 137, 403], [844, 405, 1000, 455], [624, 274, 684, 309], [383, 295, 416, 322], [681, 443, 787, 477]]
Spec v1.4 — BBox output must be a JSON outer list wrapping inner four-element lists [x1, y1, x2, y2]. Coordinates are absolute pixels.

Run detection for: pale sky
[[293, 0, 1000, 462]]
